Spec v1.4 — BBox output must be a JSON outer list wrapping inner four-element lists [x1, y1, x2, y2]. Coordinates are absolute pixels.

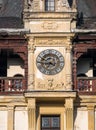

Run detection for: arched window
[[45, 0, 55, 11]]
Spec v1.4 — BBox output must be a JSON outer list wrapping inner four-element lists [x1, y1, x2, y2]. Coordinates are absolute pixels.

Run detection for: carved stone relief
[[57, 0, 70, 11], [28, 37, 36, 52], [28, 74, 34, 87], [27, 0, 33, 9], [61, 0, 69, 7], [37, 78, 65, 90], [35, 38, 66, 46], [66, 74, 72, 86], [42, 22, 58, 30], [28, 44, 36, 52]]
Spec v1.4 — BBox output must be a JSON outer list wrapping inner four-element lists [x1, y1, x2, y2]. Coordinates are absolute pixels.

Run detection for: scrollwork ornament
[[37, 79, 65, 90], [61, 0, 69, 8], [42, 22, 58, 30], [28, 44, 36, 53], [66, 46, 72, 53], [48, 79, 54, 90], [27, 0, 33, 9]]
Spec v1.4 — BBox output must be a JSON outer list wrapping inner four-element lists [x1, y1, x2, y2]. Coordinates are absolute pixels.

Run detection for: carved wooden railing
[[0, 77, 26, 92], [77, 77, 96, 92]]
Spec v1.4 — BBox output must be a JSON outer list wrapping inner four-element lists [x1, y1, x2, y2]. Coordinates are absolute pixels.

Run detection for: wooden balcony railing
[[77, 77, 96, 92], [0, 77, 26, 92]]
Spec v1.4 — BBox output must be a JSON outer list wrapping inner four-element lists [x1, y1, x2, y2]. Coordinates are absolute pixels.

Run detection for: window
[[41, 115, 60, 130], [45, 0, 55, 11]]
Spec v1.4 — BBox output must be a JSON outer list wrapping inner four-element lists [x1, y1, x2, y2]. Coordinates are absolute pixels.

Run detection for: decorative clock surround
[[27, 36, 73, 90]]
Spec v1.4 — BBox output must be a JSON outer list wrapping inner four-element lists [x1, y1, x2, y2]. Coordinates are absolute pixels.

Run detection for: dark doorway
[[0, 50, 7, 77]]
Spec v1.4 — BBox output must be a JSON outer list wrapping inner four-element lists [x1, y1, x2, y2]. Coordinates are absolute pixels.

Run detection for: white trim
[[0, 28, 30, 35], [71, 29, 96, 33]]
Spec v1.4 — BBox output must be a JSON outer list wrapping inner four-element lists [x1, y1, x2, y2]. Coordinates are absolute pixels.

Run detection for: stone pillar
[[28, 37, 35, 90], [87, 105, 95, 130], [65, 98, 74, 130], [7, 105, 14, 130], [28, 98, 36, 130], [73, 52, 77, 90], [66, 37, 72, 90]]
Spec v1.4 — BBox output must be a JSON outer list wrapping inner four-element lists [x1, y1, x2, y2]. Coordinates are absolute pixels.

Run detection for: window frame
[[41, 115, 60, 130]]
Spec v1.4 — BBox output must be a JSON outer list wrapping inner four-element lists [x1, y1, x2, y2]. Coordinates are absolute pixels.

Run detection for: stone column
[[73, 52, 77, 90], [65, 98, 74, 130], [28, 98, 36, 130], [28, 37, 36, 90], [7, 105, 14, 130], [87, 105, 95, 130], [66, 37, 72, 90]]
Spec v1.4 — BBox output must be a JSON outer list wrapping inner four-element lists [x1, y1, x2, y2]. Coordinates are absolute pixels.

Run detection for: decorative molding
[[37, 78, 65, 90], [27, 0, 33, 9], [42, 22, 58, 30], [28, 74, 35, 89], [61, 0, 69, 8], [28, 44, 36, 52], [66, 46, 72, 52], [28, 37, 36, 52], [65, 98, 73, 108], [9, 99, 25, 103], [35, 38, 66, 46]]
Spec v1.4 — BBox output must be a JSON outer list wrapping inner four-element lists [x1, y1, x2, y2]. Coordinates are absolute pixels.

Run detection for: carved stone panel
[[34, 46, 70, 90], [29, 20, 71, 33], [35, 38, 67, 46]]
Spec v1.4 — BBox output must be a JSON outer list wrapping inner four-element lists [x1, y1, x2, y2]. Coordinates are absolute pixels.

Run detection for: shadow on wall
[[76, 12, 84, 27], [14, 74, 23, 77], [77, 0, 96, 17], [77, 73, 87, 77], [68, 0, 73, 7]]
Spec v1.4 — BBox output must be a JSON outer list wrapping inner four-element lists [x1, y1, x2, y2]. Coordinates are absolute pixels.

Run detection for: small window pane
[[45, 0, 55, 11], [51, 117, 60, 127], [50, 2, 54, 6], [42, 117, 50, 128], [50, 7, 54, 11]]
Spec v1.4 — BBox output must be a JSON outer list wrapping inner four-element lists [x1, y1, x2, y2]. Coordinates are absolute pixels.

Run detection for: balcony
[[0, 77, 26, 93], [77, 77, 96, 93]]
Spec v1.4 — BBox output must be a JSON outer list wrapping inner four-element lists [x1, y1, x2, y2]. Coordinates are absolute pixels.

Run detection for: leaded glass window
[[45, 0, 55, 11]]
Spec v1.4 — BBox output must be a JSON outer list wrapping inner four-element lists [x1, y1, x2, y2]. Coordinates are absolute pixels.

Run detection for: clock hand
[[48, 58, 56, 66], [37, 60, 50, 64]]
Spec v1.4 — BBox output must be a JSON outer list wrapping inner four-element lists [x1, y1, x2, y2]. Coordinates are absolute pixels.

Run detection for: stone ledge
[[24, 91, 76, 99]]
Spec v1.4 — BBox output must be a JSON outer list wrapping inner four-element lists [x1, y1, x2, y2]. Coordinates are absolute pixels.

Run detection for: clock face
[[36, 49, 64, 75]]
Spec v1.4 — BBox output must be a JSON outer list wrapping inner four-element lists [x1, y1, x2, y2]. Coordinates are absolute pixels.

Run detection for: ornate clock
[[36, 49, 64, 75]]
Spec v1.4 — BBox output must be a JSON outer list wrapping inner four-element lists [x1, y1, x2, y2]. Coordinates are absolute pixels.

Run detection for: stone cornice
[[24, 12, 77, 19], [24, 91, 76, 99], [0, 28, 30, 35]]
